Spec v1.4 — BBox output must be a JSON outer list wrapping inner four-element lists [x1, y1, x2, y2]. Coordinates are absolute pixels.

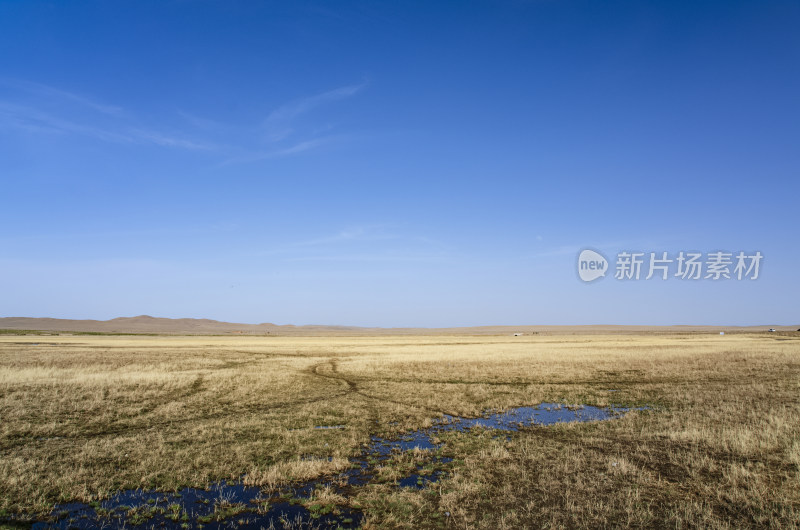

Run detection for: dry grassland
[[0, 333, 798, 527]]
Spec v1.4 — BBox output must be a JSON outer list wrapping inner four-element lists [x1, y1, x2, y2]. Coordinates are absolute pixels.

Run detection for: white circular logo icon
[[577, 249, 608, 282]]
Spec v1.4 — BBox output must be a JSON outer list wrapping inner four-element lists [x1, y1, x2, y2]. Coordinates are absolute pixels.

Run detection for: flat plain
[[0, 332, 798, 528]]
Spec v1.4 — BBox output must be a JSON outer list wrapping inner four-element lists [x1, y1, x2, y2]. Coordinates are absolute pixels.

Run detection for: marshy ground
[[0, 333, 798, 527]]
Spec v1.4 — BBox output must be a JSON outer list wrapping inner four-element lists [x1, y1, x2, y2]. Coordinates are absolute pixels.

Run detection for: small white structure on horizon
[[720, 332, 725, 335], [513, 333, 523, 336], [768, 328, 777, 332]]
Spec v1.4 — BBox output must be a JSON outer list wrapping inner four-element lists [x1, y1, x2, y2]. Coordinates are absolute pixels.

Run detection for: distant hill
[[0, 316, 796, 336], [0, 315, 366, 335]]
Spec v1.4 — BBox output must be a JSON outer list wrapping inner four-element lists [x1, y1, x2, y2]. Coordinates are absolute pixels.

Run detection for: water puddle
[[18, 402, 638, 529]]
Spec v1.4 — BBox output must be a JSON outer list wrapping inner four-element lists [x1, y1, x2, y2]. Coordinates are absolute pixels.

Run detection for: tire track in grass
[[309, 360, 463, 417], [0, 363, 350, 449]]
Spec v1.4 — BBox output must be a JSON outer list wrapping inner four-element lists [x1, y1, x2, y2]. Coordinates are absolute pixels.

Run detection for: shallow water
[[23, 402, 635, 529]]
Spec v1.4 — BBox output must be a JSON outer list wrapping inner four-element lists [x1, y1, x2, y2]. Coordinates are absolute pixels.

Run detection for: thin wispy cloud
[[216, 137, 336, 167], [0, 78, 216, 151], [0, 78, 124, 116], [0, 78, 367, 161], [272, 226, 453, 264], [262, 82, 366, 142], [293, 227, 370, 247], [249, 226, 451, 264], [0, 100, 215, 150], [130, 129, 215, 150], [0, 101, 133, 142], [177, 110, 230, 132], [292, 224, 449, 251], [288, 225, 440, 249], [273, 137, 331, 156], [210, 81, 367, 165]]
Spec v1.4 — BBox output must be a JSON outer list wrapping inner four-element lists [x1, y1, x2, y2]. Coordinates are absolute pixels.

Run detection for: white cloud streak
[[0, 78, 367, 160], [0, 101, 215, 150], [0, 101, 133, 142], [0, 78, 125, 116], [216, 137, 336, 166], [262, 82, 366, 141]]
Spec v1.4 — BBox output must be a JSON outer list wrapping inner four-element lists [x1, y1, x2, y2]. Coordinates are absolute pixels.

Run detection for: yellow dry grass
[[0, 332, 798, 527]]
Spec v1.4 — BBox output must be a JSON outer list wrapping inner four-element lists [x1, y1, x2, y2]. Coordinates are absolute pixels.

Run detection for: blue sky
[[1, 0, 798, 327]]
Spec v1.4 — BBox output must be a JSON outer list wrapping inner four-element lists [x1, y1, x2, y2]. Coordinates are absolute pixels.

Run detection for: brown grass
[[0, 333, 798, 527]]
